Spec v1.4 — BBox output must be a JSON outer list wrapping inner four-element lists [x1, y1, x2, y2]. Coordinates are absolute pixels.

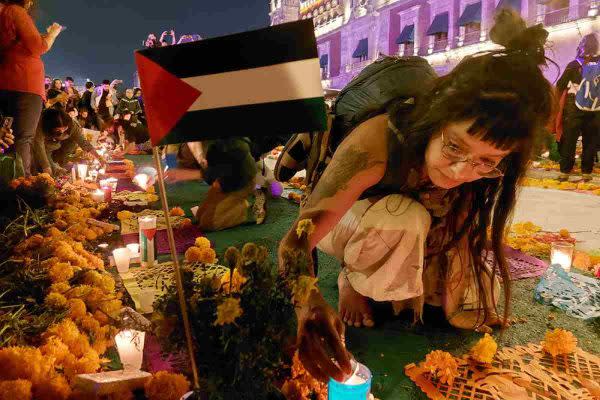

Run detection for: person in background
[[33, 108, 104, 176], [91, 79, 120, 113], [66, 105, 77, 120], [80, 81, 94, 109], [159, 30, 176, 46], [96, 89, 114, 129], [116, 88, 142, 123], [45, 89, 68, 109], [63, 76, 80, 109], [556, 33, 600, 182], [76, 106, 96, 130], [46, 78, 62, 98], [144, 33, 159, 48], [133, 87, 145, 124], [0, 0, 63, 177], [44, 75, 51, 90]]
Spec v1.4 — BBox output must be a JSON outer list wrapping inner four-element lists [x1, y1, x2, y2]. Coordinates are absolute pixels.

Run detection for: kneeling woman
[[278, 13, 554, 381], [33, 108, 104, 176]]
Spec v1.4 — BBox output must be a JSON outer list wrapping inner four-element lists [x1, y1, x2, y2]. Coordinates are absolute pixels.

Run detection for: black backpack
[[275, 56, 437, 189]]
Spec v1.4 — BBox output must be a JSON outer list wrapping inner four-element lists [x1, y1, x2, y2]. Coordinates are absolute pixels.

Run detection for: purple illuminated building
[[269, 0, 599, 88]]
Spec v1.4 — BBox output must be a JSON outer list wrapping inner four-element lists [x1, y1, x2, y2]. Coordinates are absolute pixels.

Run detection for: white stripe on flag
[[183, 58, 323, 112]]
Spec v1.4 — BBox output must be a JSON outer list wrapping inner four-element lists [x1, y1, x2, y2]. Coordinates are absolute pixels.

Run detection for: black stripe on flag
[[137, 20, 318, 78], [159, 97, 326, 145]]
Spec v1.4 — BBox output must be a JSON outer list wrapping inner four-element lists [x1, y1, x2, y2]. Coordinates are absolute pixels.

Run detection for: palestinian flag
[[135, 20, 327, 146]]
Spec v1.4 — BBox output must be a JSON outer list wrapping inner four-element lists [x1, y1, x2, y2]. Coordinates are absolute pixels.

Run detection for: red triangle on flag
[[135, 53, 202, 145]]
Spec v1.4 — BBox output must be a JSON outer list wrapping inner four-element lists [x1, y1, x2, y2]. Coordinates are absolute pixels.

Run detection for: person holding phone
[[0, 0, 63, 177], [0, 114, 15, 150]]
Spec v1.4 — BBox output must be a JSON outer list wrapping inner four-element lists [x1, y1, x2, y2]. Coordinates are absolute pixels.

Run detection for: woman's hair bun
[[490, 9, 549, 65]]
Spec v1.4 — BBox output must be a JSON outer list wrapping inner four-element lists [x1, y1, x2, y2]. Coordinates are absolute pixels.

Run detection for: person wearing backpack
[[556, 33, 600, 182], [277, 11, 554, 382], [0, 0, 63, 177]]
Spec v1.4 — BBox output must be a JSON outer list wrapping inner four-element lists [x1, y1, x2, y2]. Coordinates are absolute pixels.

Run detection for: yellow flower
[[0, 379, 32, 400], [35, 375, 71, 400], [542, 328, 578, 357], [45, 292, 68, 309], [146, 185, 156, 194], [185, 246, 202, 262], [194, 236, 211, 250], [117, 210, 134, 221], [49, 282, 70, 294], [559, 229, 570, 239], [422, 350, 459, 385], [292, 275, 319, 305], [170, 207, 185, 216], [147, 194, 159, 202], [470, 333, 497, 364], [220, 269, 248, 293], [185, 246, 216, 264], [0, 347, 55, 384], [144, 371, 191, 400], [68, 298, 87, 320], [48, 262, 74, 283], [40, 336, 70, 365], [296, 219, 315, 239], [214, 297, 243, 326]]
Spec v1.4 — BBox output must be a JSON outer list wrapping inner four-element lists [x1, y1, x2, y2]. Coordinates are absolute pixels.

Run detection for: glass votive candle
[[102, 186, 112, 203], [328, 360, 372, 400], [113, 248, 131, 273], [115, 329, 145, 370], [126, 243, 140, 256], [551, 241, 575, 272], [77, 163, 88, 180], [91, 189, 105, 203]]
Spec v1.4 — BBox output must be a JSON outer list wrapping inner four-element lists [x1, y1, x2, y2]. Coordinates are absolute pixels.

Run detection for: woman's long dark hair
[[382, 11, 554, 326]]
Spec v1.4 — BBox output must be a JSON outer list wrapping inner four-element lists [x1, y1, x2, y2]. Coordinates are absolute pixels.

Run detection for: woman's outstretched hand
[[296, 290, 353, 382]]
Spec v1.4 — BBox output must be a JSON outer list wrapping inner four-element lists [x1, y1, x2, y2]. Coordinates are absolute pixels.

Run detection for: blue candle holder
[[328, 360, 372, 400]]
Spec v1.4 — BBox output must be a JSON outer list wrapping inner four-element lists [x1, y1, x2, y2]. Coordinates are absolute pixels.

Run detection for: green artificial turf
[[128, 155, 599, 399]]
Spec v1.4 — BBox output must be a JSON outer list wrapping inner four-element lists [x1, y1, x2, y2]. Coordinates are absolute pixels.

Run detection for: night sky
[[35, 0, 271, 87]]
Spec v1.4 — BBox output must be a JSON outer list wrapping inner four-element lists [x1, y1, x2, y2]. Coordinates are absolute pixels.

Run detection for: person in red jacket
[[0, 0, 63, 176]]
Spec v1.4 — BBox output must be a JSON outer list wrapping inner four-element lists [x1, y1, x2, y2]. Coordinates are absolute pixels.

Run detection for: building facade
[[269, 0, 600, 89]]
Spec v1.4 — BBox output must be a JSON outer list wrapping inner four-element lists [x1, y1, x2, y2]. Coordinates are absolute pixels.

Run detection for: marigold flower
[[144, 371, 190, 400], [117, 210, 134, 221], [68, 298, 87, 320], [35, 375, 71, 400], [170, 207, 185, 216], [214, 297, 243, 325], [292, 275, 319, 305], [45, 292, 68, 309], [470, 333, 497, 364], [48, 262, 74, 283], [559, 229, 570, 238], [0, 346, 55, 384], [147, 194, 159, 202], [40, 337, 70, 365], [0, 379, 32, 400], [542, 328, 578, 357], [194, 236, 211, 250], [296, 219, 315, 239], [50, 282, 70, 294], [422, 350, 459, 385], [220, 269, 248, 293], [184, 246, 202, 262]]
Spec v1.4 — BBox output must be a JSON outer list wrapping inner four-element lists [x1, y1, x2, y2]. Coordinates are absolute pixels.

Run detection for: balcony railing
[[402, 43, 415, 57], [463, 30, 481, 45], [538, 0, 595, 26]]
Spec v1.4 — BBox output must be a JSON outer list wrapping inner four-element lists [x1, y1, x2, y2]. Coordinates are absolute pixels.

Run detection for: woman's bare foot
[[337, 269, 374, 328]]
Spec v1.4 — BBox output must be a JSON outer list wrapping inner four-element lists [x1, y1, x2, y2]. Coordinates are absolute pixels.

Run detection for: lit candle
[[100, 177, 118, 192], [77, 163, 88, 180], [126, 243, 140, 256], [115, 329, 145, 370], [98, 243, 109, 249], [138, 216, 157, 268], [91, 189, 105, 203], [71, 166, 77, 182], [112, 248, 131, 273], [133, 173, 149, 191], [551, 241, 574, 272], [102, 186, 112, 203], [328, 360, 372, 399]]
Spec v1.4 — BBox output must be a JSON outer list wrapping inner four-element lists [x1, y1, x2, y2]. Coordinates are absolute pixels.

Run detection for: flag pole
[[152, 146, 201, 391]]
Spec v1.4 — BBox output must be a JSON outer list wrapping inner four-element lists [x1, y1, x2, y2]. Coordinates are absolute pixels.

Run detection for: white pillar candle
[[551, 242, 574, 272], [126, 243, 140, 256], [77, 163, 88, 180], [138, 216, 156, 268], [113, 248, 131, 273], [115, 329, 145, 370], [71, 166, 77, 182], [91, 189, 105, 203]]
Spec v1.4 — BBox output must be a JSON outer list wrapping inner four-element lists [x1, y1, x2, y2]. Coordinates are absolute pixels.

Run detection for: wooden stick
[[152, 147, 200, 391]]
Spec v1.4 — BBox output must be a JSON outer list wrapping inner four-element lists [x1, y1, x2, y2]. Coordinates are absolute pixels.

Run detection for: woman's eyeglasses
[[441, 131, 505, 178]]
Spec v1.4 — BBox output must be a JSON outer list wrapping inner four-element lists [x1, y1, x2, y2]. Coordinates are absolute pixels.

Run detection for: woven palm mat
[[119, 209, 187, 234], [405, 343, 600, 399], [119, 261, 227, 314]]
